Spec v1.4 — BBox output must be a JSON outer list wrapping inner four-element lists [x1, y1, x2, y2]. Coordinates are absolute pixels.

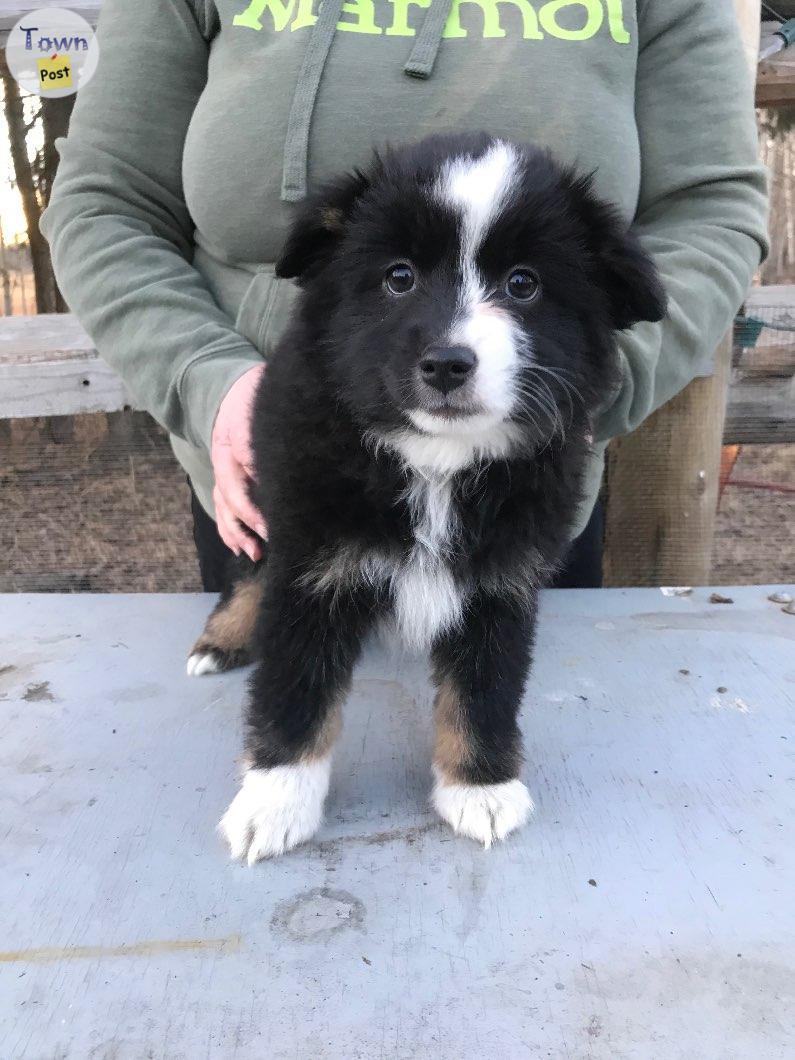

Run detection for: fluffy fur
[[431, 766, 535, 849], [191, 133, 665, 862], [219, 760, 331, 864]]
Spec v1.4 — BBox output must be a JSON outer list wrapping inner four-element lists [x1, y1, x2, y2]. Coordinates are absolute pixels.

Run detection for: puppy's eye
[[384, 263, 415, 295], [506, 268, 540, 302]]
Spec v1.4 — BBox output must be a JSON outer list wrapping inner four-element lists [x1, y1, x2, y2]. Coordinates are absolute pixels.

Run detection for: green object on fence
[[734, 314, 795, 348], [777, 18, 795, 47], [759, 18, 795, 60], [734, 316, 765, 349]]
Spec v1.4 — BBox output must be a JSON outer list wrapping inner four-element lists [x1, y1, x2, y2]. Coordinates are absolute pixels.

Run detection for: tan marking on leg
[[433, 678, 474, 784], [191, 577, 264, 656], [303, 702, 343, 762]]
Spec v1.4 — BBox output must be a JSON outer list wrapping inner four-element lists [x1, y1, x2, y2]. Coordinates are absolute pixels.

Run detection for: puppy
[[188, 133, 665, 863]]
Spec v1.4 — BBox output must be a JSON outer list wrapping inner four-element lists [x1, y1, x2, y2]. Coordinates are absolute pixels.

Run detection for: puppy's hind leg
[[187, 558, 265, 677]]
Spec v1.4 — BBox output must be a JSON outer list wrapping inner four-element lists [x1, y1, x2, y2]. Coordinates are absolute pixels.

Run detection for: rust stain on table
[[0, 934, 242, 964]]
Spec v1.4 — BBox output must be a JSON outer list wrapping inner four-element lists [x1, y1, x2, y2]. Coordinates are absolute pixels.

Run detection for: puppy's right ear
[[276, 169, 371, 284]]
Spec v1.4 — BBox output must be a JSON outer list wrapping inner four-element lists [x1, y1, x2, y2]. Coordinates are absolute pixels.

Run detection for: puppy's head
[[277, 133, 665, 449]]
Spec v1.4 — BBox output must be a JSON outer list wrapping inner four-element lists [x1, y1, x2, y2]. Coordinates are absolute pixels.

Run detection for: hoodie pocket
[[234, 265, 298, 355]]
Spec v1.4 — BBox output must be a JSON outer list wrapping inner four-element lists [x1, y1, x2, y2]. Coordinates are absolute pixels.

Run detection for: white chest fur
[[310, 427, 522, 649], [392, 470, 466, 651], [368, 424, 521, 650]]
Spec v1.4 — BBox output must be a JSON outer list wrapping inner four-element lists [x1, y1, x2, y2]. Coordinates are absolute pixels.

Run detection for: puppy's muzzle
[[418, 345, 477, 395]]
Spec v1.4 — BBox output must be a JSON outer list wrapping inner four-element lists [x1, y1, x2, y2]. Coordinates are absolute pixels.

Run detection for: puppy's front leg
[[430, 592, 537, 848], [220, 572, 376, 864]]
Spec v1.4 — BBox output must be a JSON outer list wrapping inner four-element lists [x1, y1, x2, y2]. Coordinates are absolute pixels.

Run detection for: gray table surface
[[1, 588, 793, 1059]]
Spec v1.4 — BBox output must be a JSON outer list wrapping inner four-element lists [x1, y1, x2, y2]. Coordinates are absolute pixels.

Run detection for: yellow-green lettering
[[605, 0, 630, 44], [236, 0, 628, 42], [497, 0, 543, 40], [441, 0, 485, 39], [442, 0, 467, 38], [442, 0, 542, 40], [233, 0, 296, 31], [538, 0, 603, 41], [386, 0, 430, 36], [290, 0, 316, 29], [338, 0, 382, 33], [475, 0, 506, 38]]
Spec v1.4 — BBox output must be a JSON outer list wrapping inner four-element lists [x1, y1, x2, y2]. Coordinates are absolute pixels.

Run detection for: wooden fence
[[1, 0, 793, 588], [2, 294, 792, 442]]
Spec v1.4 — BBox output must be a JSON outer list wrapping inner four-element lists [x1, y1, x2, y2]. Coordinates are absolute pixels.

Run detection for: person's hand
[[210, 364, 267, 562]]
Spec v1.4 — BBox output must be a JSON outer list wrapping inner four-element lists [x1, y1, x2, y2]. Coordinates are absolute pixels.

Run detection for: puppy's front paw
[[432, 767, 534, 849], [219, 760, 331, 864]]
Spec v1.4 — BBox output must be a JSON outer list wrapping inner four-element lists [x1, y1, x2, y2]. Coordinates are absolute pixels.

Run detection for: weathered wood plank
[[2, 307, 792, 436], [725, 375, 795, 444], [757, 75, 795, 107], [746, 284, 795, 311], [0, 313, 133, 416], [0, 356, 133, 417], [0, 312, 94, 364], [758, 21, 795, 106]]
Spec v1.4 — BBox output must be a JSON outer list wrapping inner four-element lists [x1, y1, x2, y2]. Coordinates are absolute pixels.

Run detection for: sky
[[0, 87, 38, 245]]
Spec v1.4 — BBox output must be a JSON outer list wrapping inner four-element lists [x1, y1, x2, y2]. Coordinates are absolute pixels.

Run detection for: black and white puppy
[[188, 133, 665, 863]]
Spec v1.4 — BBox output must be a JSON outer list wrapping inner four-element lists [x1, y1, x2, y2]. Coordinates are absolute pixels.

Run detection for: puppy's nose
[[418, 345, 476, 394]]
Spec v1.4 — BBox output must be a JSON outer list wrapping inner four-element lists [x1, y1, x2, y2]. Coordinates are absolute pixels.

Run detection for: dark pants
[[190, 487, 231, 594], [551, 498, 604, 589], [189, 488, 604, 593]]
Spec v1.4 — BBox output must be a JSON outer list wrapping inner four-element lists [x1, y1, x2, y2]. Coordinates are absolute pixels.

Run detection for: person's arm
[[40, 0, 266, 553], [595, 0, 768, 442]]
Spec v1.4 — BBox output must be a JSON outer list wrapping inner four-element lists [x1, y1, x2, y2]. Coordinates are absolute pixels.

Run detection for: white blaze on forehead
[[431, 142, 526, 425], [436, 140, 520, 260]]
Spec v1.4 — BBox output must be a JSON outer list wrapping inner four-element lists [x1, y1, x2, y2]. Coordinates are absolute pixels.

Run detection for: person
[[41, 0, 768, 590]]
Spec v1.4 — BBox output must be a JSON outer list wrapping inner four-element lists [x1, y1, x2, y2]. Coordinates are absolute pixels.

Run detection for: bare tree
[[0, 50, 74, 314], [0, 219, 13, 315]]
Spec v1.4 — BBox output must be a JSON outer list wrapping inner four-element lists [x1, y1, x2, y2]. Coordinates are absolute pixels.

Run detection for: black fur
[[230, 134, 665, 788]]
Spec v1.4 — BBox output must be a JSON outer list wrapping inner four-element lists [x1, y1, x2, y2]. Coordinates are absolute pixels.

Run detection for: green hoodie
[[41, 0, 768, 535]]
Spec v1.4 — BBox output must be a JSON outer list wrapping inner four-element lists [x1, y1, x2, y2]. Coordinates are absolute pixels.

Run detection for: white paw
[[219, 760, 330, 864], [431, 766, 534, 849], [187, 651, 222, 677]]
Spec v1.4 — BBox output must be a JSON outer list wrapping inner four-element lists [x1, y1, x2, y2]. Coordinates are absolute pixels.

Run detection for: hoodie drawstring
[[403, 0, 454, 78], [281, 0, 452, 203], [280, 0, 347, 202]]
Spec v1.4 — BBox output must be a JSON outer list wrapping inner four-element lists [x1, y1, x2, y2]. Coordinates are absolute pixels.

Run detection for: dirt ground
[[0, 411, 792, 593], [712, 442, 794, 586], [0, 413, 201, 593]]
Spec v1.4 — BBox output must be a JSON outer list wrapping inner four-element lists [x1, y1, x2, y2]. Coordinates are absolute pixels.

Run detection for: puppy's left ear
[[568, 171, 667, 330], [276, 169, 371, 284], [598, 224, 667, 331]]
